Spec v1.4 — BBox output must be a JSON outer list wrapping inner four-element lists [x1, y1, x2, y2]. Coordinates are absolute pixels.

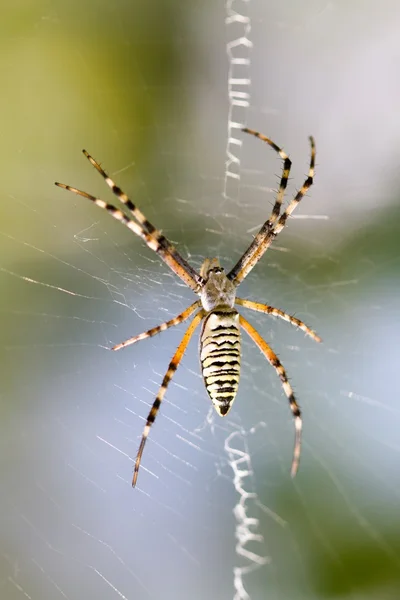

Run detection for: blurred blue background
[[1, 1, 400, 599]]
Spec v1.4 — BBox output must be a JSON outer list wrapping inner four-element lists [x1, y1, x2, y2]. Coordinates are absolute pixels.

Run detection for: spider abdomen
[[200, 308, 241, 416]]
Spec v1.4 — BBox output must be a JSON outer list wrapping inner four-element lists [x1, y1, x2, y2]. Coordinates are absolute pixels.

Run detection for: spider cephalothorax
[[56, 127, 321, 487], [199, 258, 236, 310]]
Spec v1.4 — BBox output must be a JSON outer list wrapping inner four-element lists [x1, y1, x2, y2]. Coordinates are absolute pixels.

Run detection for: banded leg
[[112, 300, 201, 351], [239, 315, 302, 477], [82, 150, 157, 231], [80, 150, 202, 289], [235, 298, 321, 343], [242, 128, 292, 227], [132, 309, 204, 487], [55, 175, 201, 293], [228, 136, 315, 286], [271, 136, 315, 236]]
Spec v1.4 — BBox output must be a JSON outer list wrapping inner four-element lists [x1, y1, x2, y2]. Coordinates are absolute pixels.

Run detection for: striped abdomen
[[200, 308, 241, 416]]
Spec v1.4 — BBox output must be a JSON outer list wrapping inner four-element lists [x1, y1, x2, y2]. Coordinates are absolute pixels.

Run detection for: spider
[[55, 127, 321, 487]]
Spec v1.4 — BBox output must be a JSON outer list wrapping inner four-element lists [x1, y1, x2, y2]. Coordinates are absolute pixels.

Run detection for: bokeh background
[[1, 1, 400, 599]]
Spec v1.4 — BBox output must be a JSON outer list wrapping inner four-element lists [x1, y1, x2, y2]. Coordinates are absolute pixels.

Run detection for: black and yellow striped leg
[[235, 298, 321, 343], [112, 300, 201, 351], [242, 128, 292, 226], [227, 128, 292, 285], [79, 151, 202, 288], [55, 178, 201, 292], [239, 315, 302, 477], [82, 150, 156, 231], [228, 136, 316, 286], [132, 309, 204, 487], [271, 136, 315, 236]]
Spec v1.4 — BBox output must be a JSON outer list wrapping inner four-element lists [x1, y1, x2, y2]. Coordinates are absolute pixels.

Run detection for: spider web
[[1, 1, 400, 599]]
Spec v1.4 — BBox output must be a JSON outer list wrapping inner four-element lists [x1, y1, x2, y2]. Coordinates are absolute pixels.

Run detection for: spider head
[[200, 257, 223, 278], [200, 258, 236, 311]]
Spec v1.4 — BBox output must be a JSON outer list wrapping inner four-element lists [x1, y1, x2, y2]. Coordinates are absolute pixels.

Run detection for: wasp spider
[[56, 128, 321, 487]]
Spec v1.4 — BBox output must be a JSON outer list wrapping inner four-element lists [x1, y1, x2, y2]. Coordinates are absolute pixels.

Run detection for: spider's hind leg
[[239, 314, 303, 477], [132, 309, 204, 487]]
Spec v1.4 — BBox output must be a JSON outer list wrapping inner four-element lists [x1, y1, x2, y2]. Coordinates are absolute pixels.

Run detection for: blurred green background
[[1, 1, 400, 599]]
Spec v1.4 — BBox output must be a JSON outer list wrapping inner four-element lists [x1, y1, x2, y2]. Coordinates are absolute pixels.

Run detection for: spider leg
[[80, 151, 204, 289], [242, 128, 292, 227], [235, 298, 321, 343], [81, 150, 160, 233], [239, 315, 302, 477], [132, 309, 204, 487], [55, 179, 201, 293], [112, 300, 201, 351], [271, 136, 315, 237], [228, 135, 315, 286]]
